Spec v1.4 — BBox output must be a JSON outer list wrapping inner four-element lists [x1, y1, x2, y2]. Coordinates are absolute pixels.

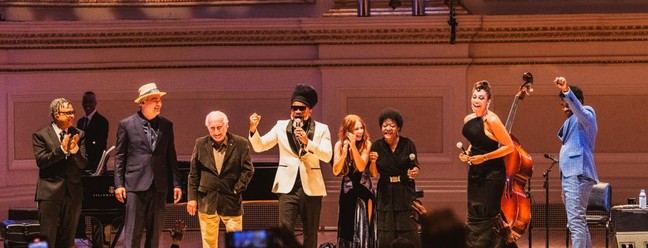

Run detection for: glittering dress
[[337, 150, 377, 248]]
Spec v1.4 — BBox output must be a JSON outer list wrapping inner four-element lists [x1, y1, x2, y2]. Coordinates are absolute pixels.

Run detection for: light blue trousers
[[562, 175, 596, 248]]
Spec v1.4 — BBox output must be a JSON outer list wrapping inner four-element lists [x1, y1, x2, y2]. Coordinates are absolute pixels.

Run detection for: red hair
[[337, 114, 370, 153]]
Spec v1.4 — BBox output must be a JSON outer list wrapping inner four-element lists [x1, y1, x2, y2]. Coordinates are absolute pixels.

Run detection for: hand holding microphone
[[456, 142, 472, 165], [293, 117, 303, 129], [407, 153, 419, 179], [293, 118, 308, 145]]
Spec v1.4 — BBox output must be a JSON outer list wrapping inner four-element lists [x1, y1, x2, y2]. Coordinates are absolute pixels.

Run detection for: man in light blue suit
[[555, 77, 599, 248]]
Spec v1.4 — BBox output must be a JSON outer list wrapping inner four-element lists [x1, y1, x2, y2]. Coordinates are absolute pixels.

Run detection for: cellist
[[459, 81, 517, 248]]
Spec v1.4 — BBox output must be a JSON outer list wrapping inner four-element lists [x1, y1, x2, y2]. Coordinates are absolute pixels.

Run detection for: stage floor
[[63, 227, 615, 248]]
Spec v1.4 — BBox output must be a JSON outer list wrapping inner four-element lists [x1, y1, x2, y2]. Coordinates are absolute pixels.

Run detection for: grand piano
[[81, 172, 124, 248], [80, 158, 191, 248], [80, 146, 123, 248], [80, 156, 279, 247]]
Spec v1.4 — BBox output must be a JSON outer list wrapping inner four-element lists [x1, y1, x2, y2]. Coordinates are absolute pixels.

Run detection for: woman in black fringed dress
[[460, 81, 516, 248], [332, 114, 377, 248]]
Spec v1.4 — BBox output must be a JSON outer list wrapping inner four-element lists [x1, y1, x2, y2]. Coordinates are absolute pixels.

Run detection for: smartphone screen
[[28, 237, 48, 248], [225, 229, 270, 248]]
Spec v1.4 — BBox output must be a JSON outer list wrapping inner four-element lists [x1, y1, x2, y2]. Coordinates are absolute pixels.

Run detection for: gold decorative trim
[[2, 18, 648, 49], [0, 0, 313, 6], [3, 58, 648, 73]]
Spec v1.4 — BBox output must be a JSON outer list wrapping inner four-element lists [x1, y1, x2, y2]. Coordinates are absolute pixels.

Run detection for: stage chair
[[565, 181, 612, 248]]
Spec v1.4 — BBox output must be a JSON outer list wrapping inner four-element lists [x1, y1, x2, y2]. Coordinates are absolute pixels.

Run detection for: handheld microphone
[[544, 153, 558, 163], [456, 142, 468, 155], [293, 118, 306, 151], [409, 153, 416, 169], [292, 118, 303, 129], [456, 142, 472, 165]]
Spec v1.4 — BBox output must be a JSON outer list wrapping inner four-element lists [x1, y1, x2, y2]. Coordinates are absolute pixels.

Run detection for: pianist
[[32, 98, 88, 248]]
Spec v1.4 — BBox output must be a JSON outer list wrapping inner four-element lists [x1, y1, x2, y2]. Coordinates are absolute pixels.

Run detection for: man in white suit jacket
[[249, 84, 332, 248], [555, 77, 599, 248]]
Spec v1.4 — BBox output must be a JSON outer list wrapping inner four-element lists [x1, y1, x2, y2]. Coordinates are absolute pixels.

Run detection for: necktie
[[148, 123, 157, 150], [59, 130, 66, 142], [81, 117, 89, 130]]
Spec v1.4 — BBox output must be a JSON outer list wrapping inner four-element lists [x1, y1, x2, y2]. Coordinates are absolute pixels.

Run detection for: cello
[[500, 72, 534, 244]]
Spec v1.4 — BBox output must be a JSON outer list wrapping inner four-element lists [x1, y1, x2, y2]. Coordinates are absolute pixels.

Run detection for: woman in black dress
[[369, 108, 420, 248], [459, 81, 515, 248], [332, 114, 377, 248]]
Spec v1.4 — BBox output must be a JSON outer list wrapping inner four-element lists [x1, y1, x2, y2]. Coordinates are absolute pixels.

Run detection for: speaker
[[616, 232, 648, 248], [615, 208, 648, 248], [615, 208, 648, 232]]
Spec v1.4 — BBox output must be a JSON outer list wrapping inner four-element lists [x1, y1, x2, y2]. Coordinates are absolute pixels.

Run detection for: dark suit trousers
[[278, 185, 322, 248], [123, 184, 167, 248], [38, 195, 82, 248]]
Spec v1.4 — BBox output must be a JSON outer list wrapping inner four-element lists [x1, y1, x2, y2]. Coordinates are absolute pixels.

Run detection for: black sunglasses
[[290, 106, 307, 111]]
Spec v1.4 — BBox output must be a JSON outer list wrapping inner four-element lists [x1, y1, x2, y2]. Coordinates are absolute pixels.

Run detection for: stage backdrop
[[1, 14, 648, 229]]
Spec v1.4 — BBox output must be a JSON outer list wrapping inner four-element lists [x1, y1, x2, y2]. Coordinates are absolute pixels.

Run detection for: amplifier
[[615, 208, 648, 232], [616, 232, 648, 248], [614, 208, 648, 248]]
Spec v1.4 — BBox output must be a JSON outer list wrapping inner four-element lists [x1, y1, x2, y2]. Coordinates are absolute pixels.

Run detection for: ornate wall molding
[[0, 0, 313, 6], [4, 57, 648, 73], [2, 14, 648, 50]]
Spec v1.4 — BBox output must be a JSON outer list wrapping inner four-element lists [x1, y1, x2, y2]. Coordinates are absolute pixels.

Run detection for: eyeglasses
[[58, 110, 75, 116], [290, 106, 307, 112]]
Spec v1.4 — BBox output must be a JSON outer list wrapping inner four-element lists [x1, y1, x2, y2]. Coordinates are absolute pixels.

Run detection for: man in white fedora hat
[[114, 83, 183, 248]]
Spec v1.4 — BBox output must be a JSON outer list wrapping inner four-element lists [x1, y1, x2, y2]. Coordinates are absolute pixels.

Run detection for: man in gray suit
[[114, 83, 182, 248], [187, 111, 254, 248], [555, 77, 599, 248], [33, 98, 88, 248]]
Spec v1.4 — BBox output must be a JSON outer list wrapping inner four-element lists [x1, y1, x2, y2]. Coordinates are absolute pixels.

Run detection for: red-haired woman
[[332, 114, 377, 248]]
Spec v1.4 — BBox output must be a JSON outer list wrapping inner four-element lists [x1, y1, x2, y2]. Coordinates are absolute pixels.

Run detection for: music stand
[[92, 145, 115, 176]]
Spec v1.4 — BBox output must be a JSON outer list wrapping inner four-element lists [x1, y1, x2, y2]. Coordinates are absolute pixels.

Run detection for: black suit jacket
[[77, 111, 109, 172], [187, 133, 254, 216], [113, 113, 181, 193], [32, 124, 88, 201]]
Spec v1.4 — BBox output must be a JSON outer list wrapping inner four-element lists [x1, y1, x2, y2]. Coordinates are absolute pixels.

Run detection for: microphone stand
[[543, 159, 557, 248]]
